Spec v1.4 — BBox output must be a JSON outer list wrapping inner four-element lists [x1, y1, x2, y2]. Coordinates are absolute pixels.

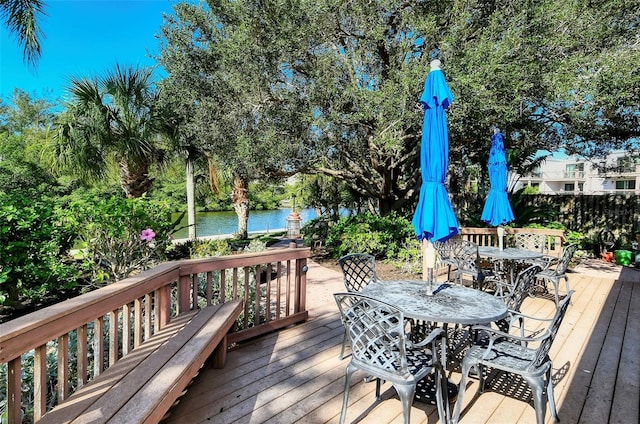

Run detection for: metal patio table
[[363, 279, 508, 325], [362, 280, 508, 423], [477, 246, 543, 293]]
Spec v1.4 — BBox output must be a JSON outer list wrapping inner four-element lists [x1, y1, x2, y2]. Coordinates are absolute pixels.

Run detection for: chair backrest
[[504, 264, 542, 311], [334, 293, 409, 375], [453, 240, 484, 283], [433, 240, 455, 262], [512, 233, 547, 254], [531, 290, 574, 369], [553, 244, 578, 276], [338, 253, 379, 292]]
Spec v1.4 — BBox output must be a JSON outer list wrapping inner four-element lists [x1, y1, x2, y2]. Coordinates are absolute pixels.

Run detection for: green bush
[[325, 212, 415, 259], [66, 193, 175, 284], [0, 192, 80, 307], [189, 239, 233, 258]]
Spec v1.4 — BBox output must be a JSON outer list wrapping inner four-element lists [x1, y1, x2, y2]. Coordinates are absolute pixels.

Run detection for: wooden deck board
[[161, 260, 640, 424]]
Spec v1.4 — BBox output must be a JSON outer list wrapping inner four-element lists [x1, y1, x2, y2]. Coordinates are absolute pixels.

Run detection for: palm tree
[[1, 0, 46, 66], [53, 64, 164, 198]]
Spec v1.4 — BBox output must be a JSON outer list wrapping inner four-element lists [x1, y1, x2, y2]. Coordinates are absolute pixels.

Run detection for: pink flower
[[140, 228, 156, 242]]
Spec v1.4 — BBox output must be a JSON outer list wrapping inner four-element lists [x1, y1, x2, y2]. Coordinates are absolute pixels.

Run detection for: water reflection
[[171, 208, 319, 239]]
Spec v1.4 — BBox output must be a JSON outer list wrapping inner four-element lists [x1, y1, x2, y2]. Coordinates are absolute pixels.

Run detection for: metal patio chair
[[337, 253, 381, 358], [512, 232, 558, 271], [334, 293, 446, 424], [452, 240, 487, 290], [535, 243, 578, 305], [338, 253, 379, 292], [494, 264, 542, 333], [452, 291, 574, 424], [433, 239, 460, 281]]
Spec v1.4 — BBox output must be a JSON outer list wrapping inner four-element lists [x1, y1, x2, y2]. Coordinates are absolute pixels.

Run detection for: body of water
[[171, 208, 319, 239]]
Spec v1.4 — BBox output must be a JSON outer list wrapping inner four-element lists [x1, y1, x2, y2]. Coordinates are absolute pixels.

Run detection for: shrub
[[325, 212, 415, 259], [0, 192, 80, 307], [189, 239, 233, 258], [66, 194, 175, 284]]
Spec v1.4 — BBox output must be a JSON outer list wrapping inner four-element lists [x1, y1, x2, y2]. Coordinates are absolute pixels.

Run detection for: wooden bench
[[38, 299, 243, 424]]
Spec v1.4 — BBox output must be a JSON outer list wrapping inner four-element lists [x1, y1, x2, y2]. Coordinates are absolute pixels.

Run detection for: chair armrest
[[407, 327, 444, 349], [536, 255, 558, 270], [472, 311, 553, 343], [472, 322, 551, 356]]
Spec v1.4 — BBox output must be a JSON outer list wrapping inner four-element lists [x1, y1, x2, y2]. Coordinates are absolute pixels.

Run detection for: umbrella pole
[[422, 240, 436, 294], [497, 226, 505, 250]]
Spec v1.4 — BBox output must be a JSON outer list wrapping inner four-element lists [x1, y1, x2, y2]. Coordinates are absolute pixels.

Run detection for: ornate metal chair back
[[505, 264, 542, 312], [453, 240, 485, 288], [338, 253, 379, 292], [334, 293, 408, 373], [532, 291, 574, 369], [513, 233, 548, 254], [553, 244, 578, 276]]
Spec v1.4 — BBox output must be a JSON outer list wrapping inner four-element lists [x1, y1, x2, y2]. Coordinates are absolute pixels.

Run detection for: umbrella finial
[[429, 59, 441, 72]]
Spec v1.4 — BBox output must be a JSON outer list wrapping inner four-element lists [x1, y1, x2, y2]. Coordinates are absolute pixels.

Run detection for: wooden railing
[[459, 227, 566, 257], [0, 247, 310, 423]]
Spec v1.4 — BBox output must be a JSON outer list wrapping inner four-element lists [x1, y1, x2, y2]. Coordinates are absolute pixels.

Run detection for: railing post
[[179, 274, 192, 313], [8, 358, 21, 424], [34, 344, 47, 421], [295, 257, 308, 313], [156, 285, 172, 329]]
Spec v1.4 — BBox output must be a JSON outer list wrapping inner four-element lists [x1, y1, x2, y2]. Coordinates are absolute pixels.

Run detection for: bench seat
[[38, 300, 243, 424]]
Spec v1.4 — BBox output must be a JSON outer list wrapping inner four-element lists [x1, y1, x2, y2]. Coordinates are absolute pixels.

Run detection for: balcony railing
[[0, 247, 310, 423]]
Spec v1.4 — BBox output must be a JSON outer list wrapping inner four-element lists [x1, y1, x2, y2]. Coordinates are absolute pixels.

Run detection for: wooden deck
[[161, 259, 640, 424]]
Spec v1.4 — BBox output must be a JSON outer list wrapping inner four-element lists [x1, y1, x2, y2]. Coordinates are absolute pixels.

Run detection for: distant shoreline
[[171, 228, 287, 244]]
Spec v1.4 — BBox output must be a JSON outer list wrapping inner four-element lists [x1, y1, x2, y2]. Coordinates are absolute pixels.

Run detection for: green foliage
[[301, 216, 336, 248], [521, 185, 540, 195], [53, 64, 166, 198], [0, 192, 80, 306], [393, 239, 423, 275], [66, 193, 175, 283], [325, 212, 415, 259], [189, 239, 233, 258], [508, 188, 557, 227], [249, 181, 285, 211]]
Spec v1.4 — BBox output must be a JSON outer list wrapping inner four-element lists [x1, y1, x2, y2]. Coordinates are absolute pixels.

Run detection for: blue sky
[[1, 0, 174, 102]]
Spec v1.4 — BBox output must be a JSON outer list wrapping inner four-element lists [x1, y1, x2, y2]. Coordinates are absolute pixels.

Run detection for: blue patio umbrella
[[412, 60, 460, 244], [411, 60, 460, 284], [481, 130, 515, 227]]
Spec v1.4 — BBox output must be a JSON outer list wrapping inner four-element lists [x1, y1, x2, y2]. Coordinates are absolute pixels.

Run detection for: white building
[[514, 150, 640, 195]]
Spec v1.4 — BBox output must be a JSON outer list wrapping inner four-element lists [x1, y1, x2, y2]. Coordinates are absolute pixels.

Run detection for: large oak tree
[[159, 0, 639, 218]]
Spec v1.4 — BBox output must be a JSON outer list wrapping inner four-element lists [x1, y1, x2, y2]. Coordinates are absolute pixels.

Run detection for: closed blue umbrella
[[481, 130, 515, 227], [412, 60, 460, 284], [412, 60, 460, 244]]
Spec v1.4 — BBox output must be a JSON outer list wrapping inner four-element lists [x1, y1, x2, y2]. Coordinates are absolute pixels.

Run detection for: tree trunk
[[119, 160, 153, 198], [231, 174, 249, 239], [186, 156, 197, 240]]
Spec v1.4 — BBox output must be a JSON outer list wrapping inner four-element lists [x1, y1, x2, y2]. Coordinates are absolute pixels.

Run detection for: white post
[[422, 240, 437, 295], [497, 226, 505, 251]]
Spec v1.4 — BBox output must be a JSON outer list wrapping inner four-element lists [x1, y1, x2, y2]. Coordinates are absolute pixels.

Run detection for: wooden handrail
[[0, 247, 310, 423]]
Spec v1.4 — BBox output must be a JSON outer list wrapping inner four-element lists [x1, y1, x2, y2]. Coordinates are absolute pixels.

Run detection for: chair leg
[[546, 366, 559, 421], [452, 359, 475, 424], [524, 375, 547, 424], [340, 364, 356, 424], [552, 278, 560, 306], [434, 369, 447, 424], [563, 275, 572, 305], [340, 329, 350, 359], [393, 383, 416, 424]]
